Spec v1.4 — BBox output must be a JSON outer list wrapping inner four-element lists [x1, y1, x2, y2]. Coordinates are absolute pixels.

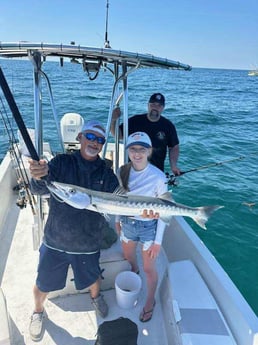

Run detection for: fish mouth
[[54, 182, 72, 192], [48, 182, 77, 197], [47, 182, 91, 209], [47, 182, 63, 197]]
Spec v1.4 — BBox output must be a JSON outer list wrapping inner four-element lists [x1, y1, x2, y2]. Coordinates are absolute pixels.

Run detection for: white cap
[[81, 120, 106, 138], [126, 132, 152, 149]]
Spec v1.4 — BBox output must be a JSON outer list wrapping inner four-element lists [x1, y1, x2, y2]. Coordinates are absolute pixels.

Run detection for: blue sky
[[1, 0, 257, 70]]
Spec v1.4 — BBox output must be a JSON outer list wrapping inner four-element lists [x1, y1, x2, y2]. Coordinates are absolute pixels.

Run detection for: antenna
[[104, 0, 111, 48]]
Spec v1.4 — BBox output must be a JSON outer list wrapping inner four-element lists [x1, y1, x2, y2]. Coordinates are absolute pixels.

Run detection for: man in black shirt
[[111, 93, 181, 173]]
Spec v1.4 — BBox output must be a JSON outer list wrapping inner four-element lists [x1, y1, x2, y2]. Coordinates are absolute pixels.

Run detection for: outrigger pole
[[0, 67, 40, 161]]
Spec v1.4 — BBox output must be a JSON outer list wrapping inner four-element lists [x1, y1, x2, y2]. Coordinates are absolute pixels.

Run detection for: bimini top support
[[0, 42, 192, 71]]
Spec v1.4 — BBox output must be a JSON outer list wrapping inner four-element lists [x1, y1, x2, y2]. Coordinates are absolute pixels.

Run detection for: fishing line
[[166, 151, 258, 186]]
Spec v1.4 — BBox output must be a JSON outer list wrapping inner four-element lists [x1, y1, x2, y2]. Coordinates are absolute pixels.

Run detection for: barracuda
[[47, 182, 223, 230]]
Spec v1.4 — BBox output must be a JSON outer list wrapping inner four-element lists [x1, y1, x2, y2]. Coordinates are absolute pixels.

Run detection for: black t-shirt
[[120, 113, 179, 171]]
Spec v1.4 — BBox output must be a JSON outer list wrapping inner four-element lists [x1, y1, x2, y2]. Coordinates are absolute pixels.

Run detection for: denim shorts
[[120, 217, 157, 250], [36, 244, 101, 292]]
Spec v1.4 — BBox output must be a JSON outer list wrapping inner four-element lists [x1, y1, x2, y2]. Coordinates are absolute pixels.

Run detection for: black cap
[[149, 93, 165, 106]]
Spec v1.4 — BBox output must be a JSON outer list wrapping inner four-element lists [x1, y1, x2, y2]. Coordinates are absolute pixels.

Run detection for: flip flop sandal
[[139, 301, 156, 322], [131, 269, 140, 275]]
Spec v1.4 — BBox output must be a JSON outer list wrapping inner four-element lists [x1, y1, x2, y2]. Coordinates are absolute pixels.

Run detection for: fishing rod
[[0, 66, 41, 213], [0, 96, 37, 213], [0, 67, 40, 161], [166, 152, 258, 186]]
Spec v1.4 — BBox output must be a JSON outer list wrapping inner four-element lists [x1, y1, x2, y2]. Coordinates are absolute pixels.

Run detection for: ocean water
[[0, 58, 258, 314]]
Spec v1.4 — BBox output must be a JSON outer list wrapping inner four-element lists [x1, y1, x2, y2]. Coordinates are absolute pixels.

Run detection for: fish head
[[47, 182, 91, 209]]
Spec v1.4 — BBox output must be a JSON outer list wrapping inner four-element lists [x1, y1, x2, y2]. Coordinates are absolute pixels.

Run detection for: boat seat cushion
[[168, 260, 237, 345]]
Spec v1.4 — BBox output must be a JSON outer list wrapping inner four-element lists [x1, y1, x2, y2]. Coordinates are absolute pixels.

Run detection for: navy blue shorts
[[36, 244, 101, 292]]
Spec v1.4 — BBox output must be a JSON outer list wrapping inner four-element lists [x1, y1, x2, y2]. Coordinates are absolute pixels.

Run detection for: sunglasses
[[83, 132, 106, 145]]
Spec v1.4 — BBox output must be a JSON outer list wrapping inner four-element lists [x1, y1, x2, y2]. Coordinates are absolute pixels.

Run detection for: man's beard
[[84, 145, 99, 157], [148, 109, 160, 121]]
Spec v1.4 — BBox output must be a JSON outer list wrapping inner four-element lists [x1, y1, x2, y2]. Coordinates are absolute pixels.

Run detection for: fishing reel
[[16, 187, 27, 209], [13, 182, 28, 209], [165, 172, 179, 188]]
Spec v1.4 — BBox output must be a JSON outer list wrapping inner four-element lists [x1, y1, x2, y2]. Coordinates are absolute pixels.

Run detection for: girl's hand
[[148, 243, 161, 259], [141, 209, 160, 219]]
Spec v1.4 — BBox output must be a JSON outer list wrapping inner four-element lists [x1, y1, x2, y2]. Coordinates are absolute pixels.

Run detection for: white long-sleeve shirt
[[117, 163, 168, 244]]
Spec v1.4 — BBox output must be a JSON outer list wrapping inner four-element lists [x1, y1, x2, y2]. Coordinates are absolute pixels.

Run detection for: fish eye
[[69, 188, 76, 194]]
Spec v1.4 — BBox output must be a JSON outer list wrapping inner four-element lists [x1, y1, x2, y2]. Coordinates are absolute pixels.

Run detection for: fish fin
[[193, 205, 224, 230], [90, 203, 110, 221], [113, 186, 128, 196], [158, 192, 175, 202], [103, 213, 110, 222]]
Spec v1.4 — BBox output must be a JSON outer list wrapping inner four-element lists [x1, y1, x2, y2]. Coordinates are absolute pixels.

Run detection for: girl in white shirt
[[116, 131, 167, 322]]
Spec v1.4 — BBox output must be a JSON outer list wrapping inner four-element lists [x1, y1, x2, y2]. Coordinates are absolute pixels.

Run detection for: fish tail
[[193, 205, 223, 230]]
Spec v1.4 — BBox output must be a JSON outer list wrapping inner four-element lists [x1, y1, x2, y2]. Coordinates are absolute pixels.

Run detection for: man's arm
[[168, 144, 181, 176]]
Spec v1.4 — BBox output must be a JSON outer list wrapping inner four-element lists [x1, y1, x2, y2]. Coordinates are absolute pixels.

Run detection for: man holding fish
[[28, 120, 119, 341]]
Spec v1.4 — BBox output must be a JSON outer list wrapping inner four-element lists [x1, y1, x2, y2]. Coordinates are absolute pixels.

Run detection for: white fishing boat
[[248, 69, 258, 76], [0, 39, 258, 345]]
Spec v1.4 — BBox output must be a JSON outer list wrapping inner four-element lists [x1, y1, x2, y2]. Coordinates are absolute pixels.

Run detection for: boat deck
[[0, 197, 169, 345], [1, 156, 258, 345]]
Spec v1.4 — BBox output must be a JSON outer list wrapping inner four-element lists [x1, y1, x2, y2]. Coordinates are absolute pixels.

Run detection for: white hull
[[1, 150, 258, 345], [248, 70, 258, 76]]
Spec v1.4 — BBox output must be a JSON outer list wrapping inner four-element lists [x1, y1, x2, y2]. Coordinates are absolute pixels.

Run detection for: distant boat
[[248, 69, 258, 76]]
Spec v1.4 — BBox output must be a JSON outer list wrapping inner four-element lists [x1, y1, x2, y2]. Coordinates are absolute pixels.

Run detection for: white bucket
[[115, 271, 142, 309]]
